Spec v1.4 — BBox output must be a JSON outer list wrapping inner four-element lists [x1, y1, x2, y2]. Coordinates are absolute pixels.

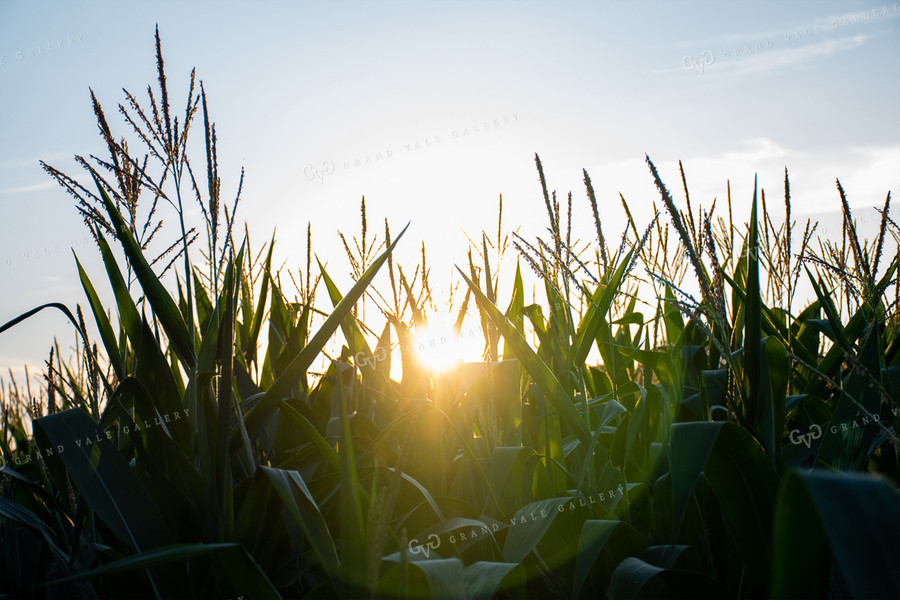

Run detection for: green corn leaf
[[609, 556, 732, 600], [334, 360, 366, 591], [744, 177, 769, 455], [193, 271, 215, 335], [574, 249, 634, 367], [0, 498, 77, 572], [214, 247, 242, 540], [98, 376, 200, 507], [490, 446, 535, 515], [463, 561, 525, 600], [33, 408, 184, 597], [380, 558, 467, 600], [259, 466, 340, 584], [572, 519, 647, 598], [770, 472, 830, 600], [504, 261, 526, 335], [721, 270, 794, 349], [756, 341, 777, 459], [94, 231, 185, 420], [75, 255, 124, 380], [279, 401, 340, 472], [91, 172, 196, 370], [501, 496, 575, 563], [662, 284, 685, 345], [33, 409, 176, 551], [772, 470, 900, 600], [245, 234, 275, 367], [318, 260, 389, 390], [668, 421, 777, 595], [816, 321, 884, 471], [805, 268, 853, 355], [42, 542, 280, 599], [0, 302, 85, 347]]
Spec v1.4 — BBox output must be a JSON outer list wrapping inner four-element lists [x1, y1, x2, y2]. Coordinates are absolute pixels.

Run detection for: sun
[[411, 320, 483, 372]]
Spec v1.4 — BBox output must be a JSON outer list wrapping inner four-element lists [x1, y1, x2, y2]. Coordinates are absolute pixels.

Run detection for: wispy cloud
[[678, 4, 899, 48], [0, 152, 71, 169], [723, 137, 790, 162], [0, 181, 55, 195], [709, 33, 868, 77], [668, 3, 898, 79], [667, 32, 871, 79]]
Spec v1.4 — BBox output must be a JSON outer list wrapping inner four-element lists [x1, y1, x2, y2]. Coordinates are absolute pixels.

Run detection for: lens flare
[[411, 321, 483, 372]]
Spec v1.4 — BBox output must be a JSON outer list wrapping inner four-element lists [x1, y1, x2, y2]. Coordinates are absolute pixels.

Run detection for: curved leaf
[[773, 470, 900, 600], [572, 519, 647, 598], [668, 421, 777, 593], [463, 561, 525, 600]]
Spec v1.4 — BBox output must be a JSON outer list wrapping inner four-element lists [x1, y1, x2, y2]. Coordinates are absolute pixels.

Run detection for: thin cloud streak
[[710, 33, 868, 77], [0, 152, 71, 169], [676, 4, 899, 47], [0, 181, 55, 195], [664, 33, 871, 79]]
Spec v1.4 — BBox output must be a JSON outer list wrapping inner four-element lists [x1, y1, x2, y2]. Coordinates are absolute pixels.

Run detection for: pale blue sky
[[1, 1, 898, 384]]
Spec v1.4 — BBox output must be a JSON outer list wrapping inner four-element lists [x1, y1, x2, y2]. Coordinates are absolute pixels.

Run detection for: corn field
[[1, 29, 898, 600]]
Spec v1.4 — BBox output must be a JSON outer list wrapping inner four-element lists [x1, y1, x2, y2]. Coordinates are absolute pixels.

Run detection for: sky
[[1, 1, 899, 389]]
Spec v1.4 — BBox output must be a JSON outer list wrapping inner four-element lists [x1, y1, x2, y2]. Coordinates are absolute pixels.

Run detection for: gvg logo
[[788, 423, 822, 448], [408, 533, 441, 558], [741, 244, 760, 262], [303, 160, 335, 184], [354, 346, 388, 369], [789, 409, 897, 448], [682, 50, 715, 74]]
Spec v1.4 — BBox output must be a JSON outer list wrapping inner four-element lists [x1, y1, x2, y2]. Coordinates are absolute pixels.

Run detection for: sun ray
[[411, 320, 483, 372]]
